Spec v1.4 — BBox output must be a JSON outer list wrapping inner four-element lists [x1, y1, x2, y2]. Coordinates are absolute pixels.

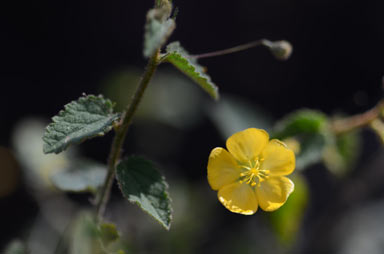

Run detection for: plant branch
[[331, 100, 384, 135], [95, 50, 161, 220], [190, 39, 267, 59]]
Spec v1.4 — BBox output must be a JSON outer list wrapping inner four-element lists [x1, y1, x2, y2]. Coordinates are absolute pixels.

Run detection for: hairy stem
[[96, 50, 160, 220], [331, 100, 384, 135]]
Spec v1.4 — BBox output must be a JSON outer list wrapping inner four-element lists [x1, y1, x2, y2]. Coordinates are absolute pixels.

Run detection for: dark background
[[2, 0, 384, 253]]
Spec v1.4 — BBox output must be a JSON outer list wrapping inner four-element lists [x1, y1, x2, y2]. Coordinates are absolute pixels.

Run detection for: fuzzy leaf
[[43, 94, 119, 154], [116, 156, 172, 230], [162, 42, 219, 100], [143, 7, 175, 58], [51, 160, 107, 194]]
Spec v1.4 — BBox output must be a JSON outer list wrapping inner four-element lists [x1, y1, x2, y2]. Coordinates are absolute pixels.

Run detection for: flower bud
[[262, 40, 293, 61]]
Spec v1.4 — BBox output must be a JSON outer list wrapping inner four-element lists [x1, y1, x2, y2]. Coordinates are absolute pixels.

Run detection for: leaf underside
[[116, 156, 172, 230], [163, 41, 219, 100], [144, 18, 175, 58], [51, 160, 107, 193], [43, 94, 119, 154]]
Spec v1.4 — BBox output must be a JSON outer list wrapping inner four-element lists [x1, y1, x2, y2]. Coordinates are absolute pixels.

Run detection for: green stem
[[96, 50, 161, 220], [331, 100, 384, 135]]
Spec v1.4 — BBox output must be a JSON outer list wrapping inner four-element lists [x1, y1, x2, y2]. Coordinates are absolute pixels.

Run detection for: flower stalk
[[331, 100, 384, 135], [191, 39, 292, 61], [95, 50, 161, 220]]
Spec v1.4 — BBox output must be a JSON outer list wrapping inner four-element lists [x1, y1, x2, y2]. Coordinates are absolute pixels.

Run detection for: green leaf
[[70, 213, 100, 254], [43, 94, 119, 154], [4, 240, 27, 254], [162, 41, 219, 100], [295, 133, 328, 170], [116, 156, 172, 230], [143, 7, 175, 58], [323, 130, 360, 176], [273, 109, 330, 170], [270, 174, 309, 245], [273, 109, 328, 138], [51, 160, 107, 194], [70, 213, 123, 254]]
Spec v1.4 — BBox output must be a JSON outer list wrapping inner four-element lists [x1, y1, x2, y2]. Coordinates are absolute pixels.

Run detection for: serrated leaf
[[51, 160, 107, 194], [162, 41, 219, 100], [116, 156, 172, 230], [4, 240, 27, 254], [273, 109, 330, 170], [43, 94, 119, 154], [143, 7, 175, 58]]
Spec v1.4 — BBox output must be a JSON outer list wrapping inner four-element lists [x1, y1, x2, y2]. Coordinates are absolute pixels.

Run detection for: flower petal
[[260, 139, 295, 176], [218, 182, 258, 215], [256, 176, 294, 212], [207, 147, 240, 190], [226, 128, 269, 163]]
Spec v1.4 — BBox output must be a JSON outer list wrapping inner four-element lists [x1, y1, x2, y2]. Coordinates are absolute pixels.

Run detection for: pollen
[[239, 159, 269, 187]]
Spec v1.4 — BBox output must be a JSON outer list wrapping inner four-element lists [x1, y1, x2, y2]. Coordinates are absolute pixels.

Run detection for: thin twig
[[331, 100, 384, 135], [191, 39, 267, 59]]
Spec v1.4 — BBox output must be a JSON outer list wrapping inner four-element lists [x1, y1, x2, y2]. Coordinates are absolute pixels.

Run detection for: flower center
[[239, 158, 269, 187]]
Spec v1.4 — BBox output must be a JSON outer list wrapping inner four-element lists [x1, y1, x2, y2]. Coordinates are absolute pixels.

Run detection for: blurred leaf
[[143, 6, 175, 58], [99, 222, 120, 246], [207, 94, 273, 139], [102, 69, 204, 129], [270, 174, 309, 245], [70, 213, 123, 254], [51, 160, 107, 194], [273, 109, 328, 138], [12, 118, 73, 191], [43, 94, 119, 154], [116, 156, 172, 230], [273, 109, 330, 170], [70, 213, 100, 254], [295, 133, 328, 170], [324, 130, 360, 176], [4, 240, 27, 254], [163, 41, 219, 100], [101, 69, 141, 112]]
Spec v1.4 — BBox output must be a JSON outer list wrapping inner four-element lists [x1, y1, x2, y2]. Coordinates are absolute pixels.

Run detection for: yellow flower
[[207, 128, 295, 215]]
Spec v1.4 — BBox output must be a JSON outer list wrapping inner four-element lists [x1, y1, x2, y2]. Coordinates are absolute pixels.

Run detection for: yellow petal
[[218, 182, 258, 215], [260, 139, 295, 176], [207, 147, 240, 190], [226, 128, 269, 163], [256, 176, 294, 212]]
